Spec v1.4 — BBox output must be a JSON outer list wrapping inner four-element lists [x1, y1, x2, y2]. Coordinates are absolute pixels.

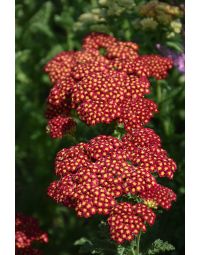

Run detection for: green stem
[[130, 239, 136, 255], [136, 232, 141, 255], [119, 246, 125, 255], [131, 246, 136, 255], [156, 81, 162, 103]]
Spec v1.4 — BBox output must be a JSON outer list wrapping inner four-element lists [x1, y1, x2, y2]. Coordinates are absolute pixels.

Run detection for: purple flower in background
[[156, 44, 185, 73], [173, 53, 185, 73]]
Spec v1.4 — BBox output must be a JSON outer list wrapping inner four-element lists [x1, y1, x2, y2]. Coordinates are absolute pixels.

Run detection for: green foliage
[[74, 221, 117, 254], [74, 0, 184, 48], [146, 239, 175, 255]]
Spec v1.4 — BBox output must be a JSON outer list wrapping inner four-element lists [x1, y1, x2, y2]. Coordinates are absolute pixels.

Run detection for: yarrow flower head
[[44, 33, 177, 244], [15, 213, 48, 255], [47, 115, 76, 139], [141, 183, 176, 209], [108, 203, 156, 243], [47, 131, 176, 242], [121, 128, 177, 179], [44, 32, 173, 138]]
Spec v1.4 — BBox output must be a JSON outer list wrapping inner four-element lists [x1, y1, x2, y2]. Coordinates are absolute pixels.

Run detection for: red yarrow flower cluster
[[45, 33, 176, 244], [16, 213, 48, 255], [47, 131, 176, 243], [108, 203, 155, 243], [141, 183, 177, 209], [44, 32, 173, 138], [47, 115, 75, 138], [121, 128, 177, 179]]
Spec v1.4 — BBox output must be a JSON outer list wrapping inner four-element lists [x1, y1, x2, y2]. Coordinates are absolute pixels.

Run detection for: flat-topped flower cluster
[[45, 33, 176, 244], [44, 32, 172, 138], [15, 213, 48, 255]]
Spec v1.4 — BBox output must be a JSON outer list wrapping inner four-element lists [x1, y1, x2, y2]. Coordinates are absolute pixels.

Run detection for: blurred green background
[[16, 0, 184, 254]]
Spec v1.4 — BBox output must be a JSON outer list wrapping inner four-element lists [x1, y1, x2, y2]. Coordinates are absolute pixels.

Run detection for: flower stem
[[156, 81, 162, 103], [131, 246, 136, 255], [130, 239, 136, 255], [136, 232, 141, 255], [119, 246, 125, 255]]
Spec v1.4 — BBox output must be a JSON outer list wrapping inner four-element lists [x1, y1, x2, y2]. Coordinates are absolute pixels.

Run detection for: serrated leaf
[[117, 245, 126, 255], [147, 239, 175, 255]]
